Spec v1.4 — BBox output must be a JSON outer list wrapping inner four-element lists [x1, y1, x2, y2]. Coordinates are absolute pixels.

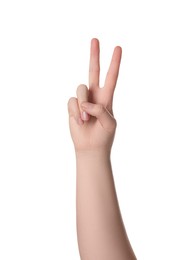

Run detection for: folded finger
[[67, 97, 84, 125], [76, 84, 90, 121], [81, 101, 117, 133]]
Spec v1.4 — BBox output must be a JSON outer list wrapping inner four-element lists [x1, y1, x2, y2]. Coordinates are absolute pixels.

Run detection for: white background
[[0, 0, 186, 259]]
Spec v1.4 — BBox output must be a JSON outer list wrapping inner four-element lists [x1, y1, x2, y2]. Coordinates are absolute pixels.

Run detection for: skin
[[68, 38, 137, 260]]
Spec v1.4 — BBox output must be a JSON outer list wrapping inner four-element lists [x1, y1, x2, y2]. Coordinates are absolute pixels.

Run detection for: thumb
[[81, 102, 117, 133]]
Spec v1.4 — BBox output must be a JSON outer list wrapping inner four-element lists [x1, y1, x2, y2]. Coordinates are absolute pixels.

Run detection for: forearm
[[76, 150, 136, 260]]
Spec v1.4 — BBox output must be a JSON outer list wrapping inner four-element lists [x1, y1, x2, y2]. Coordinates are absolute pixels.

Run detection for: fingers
[[67, 97, 84, 125], [89, 38, 100, 89], [76, 84, 90, 121], [81, 101, 116, 133], [68, 84, 90, 126], [68, 97, 117, 131], [104, 46, 122, 96]]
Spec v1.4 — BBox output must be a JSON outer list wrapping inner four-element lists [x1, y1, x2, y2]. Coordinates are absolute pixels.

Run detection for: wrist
[[75, 149, 112, 175], [75, 148, 111, 160]]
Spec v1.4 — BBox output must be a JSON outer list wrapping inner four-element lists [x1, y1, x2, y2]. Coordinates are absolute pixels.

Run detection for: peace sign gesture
[[68, 38, 122, 153]]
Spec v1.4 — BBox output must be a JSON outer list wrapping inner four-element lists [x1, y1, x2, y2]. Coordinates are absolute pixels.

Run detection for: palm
[[69, 39, 122, 152]]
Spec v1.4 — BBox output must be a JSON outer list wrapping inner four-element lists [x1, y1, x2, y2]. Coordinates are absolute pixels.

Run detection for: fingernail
[[82, 111, 89, 121]]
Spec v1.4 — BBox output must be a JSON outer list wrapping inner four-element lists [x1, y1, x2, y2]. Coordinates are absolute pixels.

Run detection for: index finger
[[89, 38, 100, 89]]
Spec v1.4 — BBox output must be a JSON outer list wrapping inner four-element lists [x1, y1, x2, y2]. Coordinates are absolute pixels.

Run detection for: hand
[[67, 38, 122, 154]]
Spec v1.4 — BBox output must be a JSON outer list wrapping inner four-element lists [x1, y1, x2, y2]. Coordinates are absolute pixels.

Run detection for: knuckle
[[97, 104, 106, 115], [76, 84, 89, 102], [107, 118, 117, 134], [113, 118, 117, 129], [67, 97, 75, 107], [76, 84, 87, 95], [67, 97, 76, 115]]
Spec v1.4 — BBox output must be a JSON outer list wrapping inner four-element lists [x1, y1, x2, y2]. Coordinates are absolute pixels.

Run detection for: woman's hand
[[67, 38, 122, 154]]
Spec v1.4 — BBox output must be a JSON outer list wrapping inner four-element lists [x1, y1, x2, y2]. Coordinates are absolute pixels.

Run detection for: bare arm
[[68, 38, 136, 260], [76, 150, 136, 260]]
